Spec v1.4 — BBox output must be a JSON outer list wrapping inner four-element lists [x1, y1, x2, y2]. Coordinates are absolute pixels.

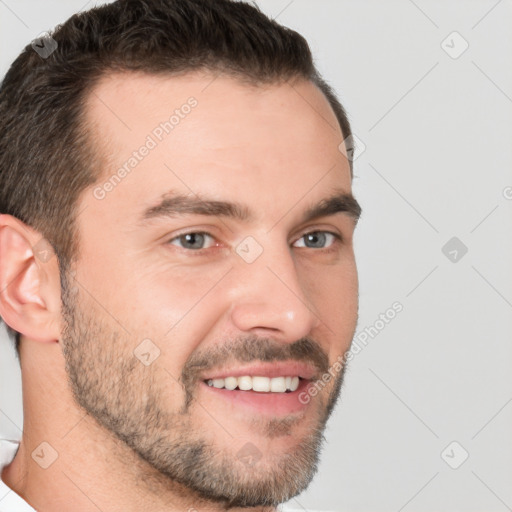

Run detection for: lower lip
[[200, 379, 312, 416]]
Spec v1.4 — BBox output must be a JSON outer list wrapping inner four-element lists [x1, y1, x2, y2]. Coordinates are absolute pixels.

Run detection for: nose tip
[[229, 265, 321, 342]]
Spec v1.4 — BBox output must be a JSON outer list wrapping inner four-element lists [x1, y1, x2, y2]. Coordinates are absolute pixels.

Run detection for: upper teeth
[[206, 376, 300, 393]]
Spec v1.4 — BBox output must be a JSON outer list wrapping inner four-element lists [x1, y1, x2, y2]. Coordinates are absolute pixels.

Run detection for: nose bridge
[[228, 234, 320, 339]]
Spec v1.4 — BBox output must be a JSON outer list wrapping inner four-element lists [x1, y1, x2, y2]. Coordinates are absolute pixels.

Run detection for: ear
[[0, 214, 61, 343]]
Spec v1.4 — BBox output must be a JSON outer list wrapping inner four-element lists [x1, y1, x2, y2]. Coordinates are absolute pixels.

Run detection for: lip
[[200, 377, 312, 416], [200, 361, 319, 381]]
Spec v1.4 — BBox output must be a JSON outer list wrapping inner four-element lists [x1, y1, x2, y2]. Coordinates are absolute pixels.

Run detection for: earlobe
[[0, 214, 61, 343]]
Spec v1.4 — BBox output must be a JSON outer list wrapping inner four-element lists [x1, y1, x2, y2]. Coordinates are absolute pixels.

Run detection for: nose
[[228, 238, 321, 342]]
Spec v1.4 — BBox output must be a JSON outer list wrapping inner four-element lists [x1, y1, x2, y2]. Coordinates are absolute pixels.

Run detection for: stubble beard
[[59, 272, 348, 507]]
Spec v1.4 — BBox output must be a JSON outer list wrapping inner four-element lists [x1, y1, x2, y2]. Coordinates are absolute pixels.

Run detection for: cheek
[[304, 254, 358, 303], [302, 258, 358, 347], [112, 263, 231, 364], [94, 257, 225, 335]]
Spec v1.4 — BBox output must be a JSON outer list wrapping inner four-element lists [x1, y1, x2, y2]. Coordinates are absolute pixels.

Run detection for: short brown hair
[[0, 0, 353, 351]]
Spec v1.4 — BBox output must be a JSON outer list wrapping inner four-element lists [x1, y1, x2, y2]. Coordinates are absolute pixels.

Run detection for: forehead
[[81, 71, 351, 223]]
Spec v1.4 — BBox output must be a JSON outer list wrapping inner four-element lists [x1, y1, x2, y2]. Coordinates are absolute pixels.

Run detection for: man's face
[[60, 72, 359, 507]]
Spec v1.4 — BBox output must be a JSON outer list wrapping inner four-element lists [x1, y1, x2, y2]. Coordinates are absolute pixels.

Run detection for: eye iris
[[181, 233, 205, 249], [305, 232, 326, 248]]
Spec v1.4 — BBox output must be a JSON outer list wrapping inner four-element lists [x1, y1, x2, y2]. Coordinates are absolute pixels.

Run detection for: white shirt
[[0, 439, 36, 511]]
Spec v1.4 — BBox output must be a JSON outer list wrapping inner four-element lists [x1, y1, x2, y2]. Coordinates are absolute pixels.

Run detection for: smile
[[205, 375, 301, 393]]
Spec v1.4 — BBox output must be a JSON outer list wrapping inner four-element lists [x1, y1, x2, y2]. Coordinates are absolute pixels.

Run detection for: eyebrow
[[302, 191, 362, 225], [140, 189, 362, 226]]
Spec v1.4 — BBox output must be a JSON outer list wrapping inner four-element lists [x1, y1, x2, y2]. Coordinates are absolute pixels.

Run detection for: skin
[[0, 71, 360, 511]]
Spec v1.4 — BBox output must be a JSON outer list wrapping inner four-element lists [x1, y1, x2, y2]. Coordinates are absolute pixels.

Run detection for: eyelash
[[166, 230, 343, 254]]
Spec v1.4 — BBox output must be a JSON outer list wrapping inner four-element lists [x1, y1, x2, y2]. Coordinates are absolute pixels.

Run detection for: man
[[0, 0, 361, 510]]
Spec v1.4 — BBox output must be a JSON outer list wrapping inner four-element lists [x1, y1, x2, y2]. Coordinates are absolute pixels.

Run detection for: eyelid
[[292, 230, 342, 248], [164, 223, 221, 241], [293, 224, 343, 243], [167, 230, 220, 250], [166, 228, 343, 254]]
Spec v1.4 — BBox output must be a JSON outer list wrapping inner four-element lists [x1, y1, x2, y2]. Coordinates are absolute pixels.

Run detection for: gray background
[[1, 1, 511, 511]]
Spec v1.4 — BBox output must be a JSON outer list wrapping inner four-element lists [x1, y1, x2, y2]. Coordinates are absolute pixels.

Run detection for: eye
[[293, 231, 340, 249], [168, 232, 217, 250]]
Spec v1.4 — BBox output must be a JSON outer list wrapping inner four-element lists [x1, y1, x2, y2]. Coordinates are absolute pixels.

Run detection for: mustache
[[180, 335, 329, 404]]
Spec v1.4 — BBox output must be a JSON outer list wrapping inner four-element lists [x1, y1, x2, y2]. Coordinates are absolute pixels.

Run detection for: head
[[0, 0, 360, 508]]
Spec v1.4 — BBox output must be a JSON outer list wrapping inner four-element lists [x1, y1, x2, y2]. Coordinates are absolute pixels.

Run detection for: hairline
[[82, 67, 353, 199]]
